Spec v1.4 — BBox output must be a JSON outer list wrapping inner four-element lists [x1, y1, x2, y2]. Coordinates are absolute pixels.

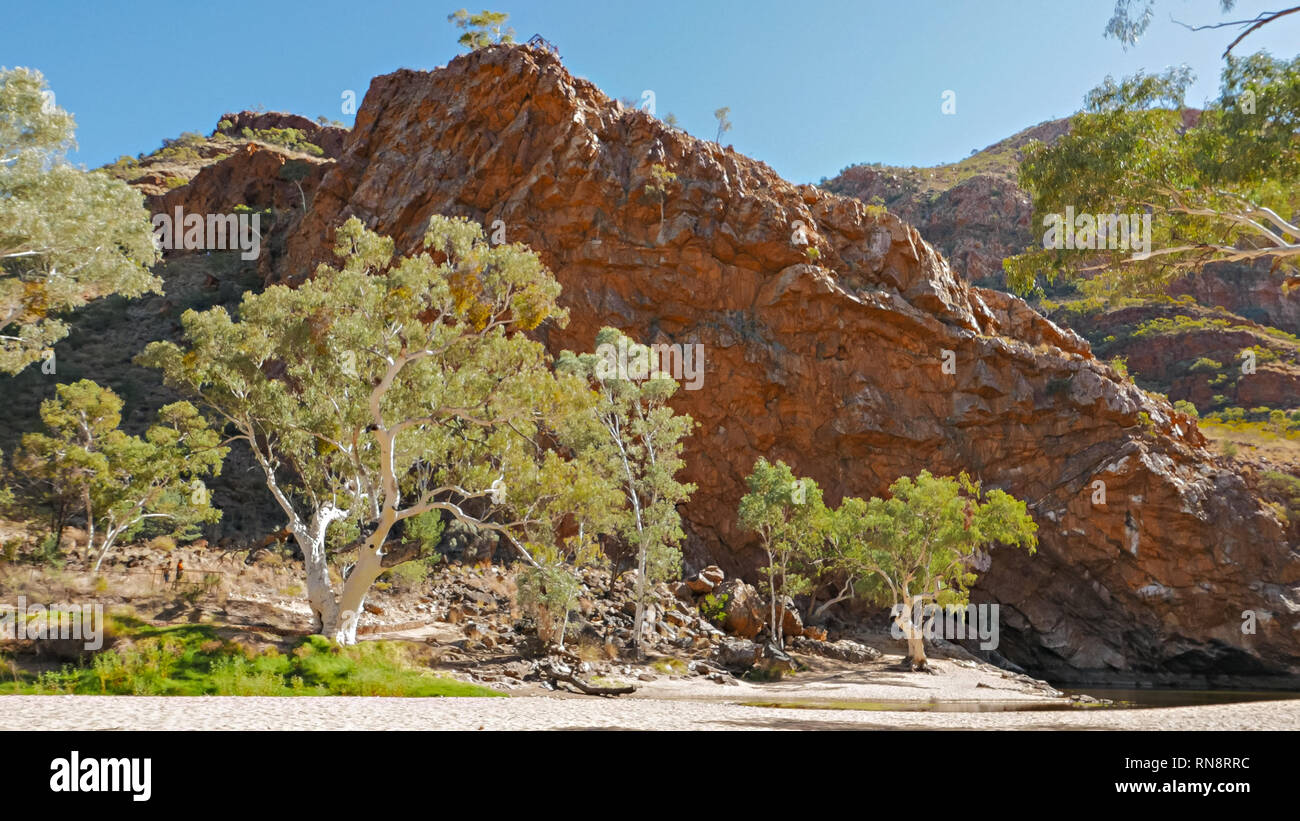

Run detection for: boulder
[[781, 604, 804, 639], [790, 636, 882, 664], [712, 638, 760, 669], [700, 565, 725, 586], [756, 642, 797, 676], [686, 576, 715, 594], [718, 580, 765, 639]]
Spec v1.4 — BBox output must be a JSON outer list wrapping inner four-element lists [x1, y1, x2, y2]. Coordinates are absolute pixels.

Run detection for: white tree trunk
[[893, 598, 929, 670], [631, 537, 649, 658], [328, 536, 385, 644], [291, 503, 351, 640]]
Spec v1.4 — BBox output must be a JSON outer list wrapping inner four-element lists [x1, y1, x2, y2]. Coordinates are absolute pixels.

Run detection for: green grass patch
[[0, 615, 501, 697]]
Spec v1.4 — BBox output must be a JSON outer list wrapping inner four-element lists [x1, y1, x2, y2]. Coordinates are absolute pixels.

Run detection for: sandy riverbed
[[6, 655, 1299, 731], [4, 693, 1300, 730]]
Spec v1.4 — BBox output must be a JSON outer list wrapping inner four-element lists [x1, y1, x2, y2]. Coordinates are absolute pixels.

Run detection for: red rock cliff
[[278, 45, 1298, 684]]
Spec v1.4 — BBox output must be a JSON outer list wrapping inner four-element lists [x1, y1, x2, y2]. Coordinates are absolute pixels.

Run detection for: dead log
[[535, 659, 636, 696]]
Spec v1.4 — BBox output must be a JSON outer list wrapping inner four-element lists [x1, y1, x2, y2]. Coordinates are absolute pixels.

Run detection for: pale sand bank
[[3, 694, 1298, 730]]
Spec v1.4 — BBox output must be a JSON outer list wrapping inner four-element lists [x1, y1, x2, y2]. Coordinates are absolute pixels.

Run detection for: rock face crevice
[[267, 44, 1298, 683]]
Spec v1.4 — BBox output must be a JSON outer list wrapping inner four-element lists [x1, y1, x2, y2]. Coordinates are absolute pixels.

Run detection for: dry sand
[[5, 657, 1299, 731], [3, 693, 1299, 730]]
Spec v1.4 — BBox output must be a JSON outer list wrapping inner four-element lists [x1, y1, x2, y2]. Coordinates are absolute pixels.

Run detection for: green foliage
[[642, 163, 678, 224], [1260, 470, 1300, 524], [1109, 356, 1129, 378], [382, 560, 432, 590], [448, 8, 515, 50], [737, 458, 823, 645], [404, 509, 446, 555], [556, 326, 696, 652], [1173, 399, 1199, 418], [714, 106, 732, 142], [1189, 356, 1223, 373], [1004, 54, 1300, 297], [1133, 313, 1300, 346], [239, 126, 323, 156], [217, 118, 234, 132], [2, 616, 500, 696], [1202, 405, 1300, 439], [1, 67, 162, 373], [140, 216, 617, 641], [741, 466, 1038, 662], [11, 380, 227, 570], [699, 591, 729, 626], [846, 470, 1037, 617], [514, 538, 602, 647]]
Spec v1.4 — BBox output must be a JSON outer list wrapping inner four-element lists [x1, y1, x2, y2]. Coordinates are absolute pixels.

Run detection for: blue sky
[[3, 0, 1297, 183]]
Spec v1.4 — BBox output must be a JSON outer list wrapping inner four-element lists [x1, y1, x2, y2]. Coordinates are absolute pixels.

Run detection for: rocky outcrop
[[147, 142, 332, 280], [821, 118, 1069, 289], [1063, 303, 1300, 413], [822, 120, 1300, 338], [215, 110, 348, 158], [271, 45, 1297, 684], [824, 166, 1035, 289], [147, 142, 331, 217], [1171, 262, 1300, 336]]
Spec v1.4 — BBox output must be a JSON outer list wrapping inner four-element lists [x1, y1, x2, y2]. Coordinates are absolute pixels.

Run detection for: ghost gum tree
[[13, 380, 226, 571], [556, 327, 696, 657], [850, 471, 1037, 671], [738, 463, 1037, 668], [0, 67, 160, 374], [737, 458, 823, 650], [141, 216, 616, 643], [1003, 55, 1300, 298]]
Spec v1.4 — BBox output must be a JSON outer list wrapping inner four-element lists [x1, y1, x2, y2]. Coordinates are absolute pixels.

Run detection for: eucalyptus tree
[[0, 67, 160, 373], [737, 458, 823, 649], [556, 327, 696, 656], [1004, 56, 1300, 298], [848, 471, 1037, 671], [13, 380, 226, 572], [448, 9, 515, 50], [142, 216, 616, 643]]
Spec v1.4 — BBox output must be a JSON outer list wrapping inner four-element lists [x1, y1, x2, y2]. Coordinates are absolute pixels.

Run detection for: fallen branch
[[535, 659, 636, 696]]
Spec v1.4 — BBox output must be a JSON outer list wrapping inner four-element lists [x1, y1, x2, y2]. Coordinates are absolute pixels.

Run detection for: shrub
[[239, 126, 324, 156], [383, 560, 430, 590], [699, 592, 729, 627], [1173, 399, 1199, 418]]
